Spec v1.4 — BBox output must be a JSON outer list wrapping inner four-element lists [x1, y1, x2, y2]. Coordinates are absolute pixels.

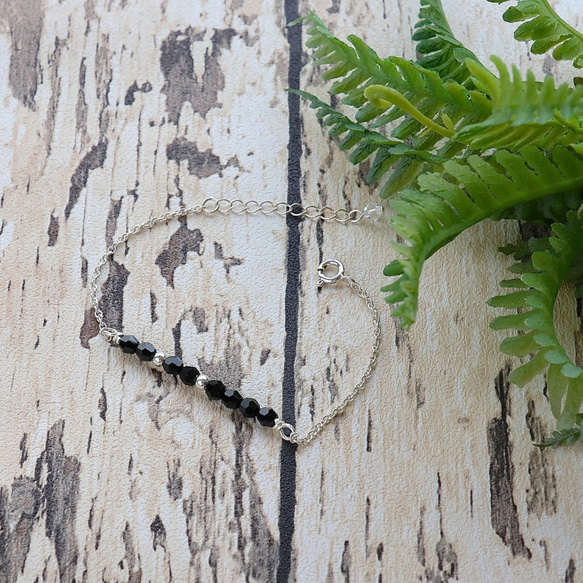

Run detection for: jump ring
[[276, 422, 298, 443]]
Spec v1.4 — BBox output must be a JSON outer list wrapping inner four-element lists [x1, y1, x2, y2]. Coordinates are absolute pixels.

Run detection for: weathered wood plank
[[0, 0, 582, 582], [292, 2, 583, 581]]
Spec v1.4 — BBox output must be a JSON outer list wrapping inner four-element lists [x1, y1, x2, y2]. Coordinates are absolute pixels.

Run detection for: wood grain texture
[[0, 0, 582, 581]]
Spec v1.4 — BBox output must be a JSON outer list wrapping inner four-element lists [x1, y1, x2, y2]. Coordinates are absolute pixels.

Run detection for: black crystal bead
[[239, 397, 260, 419], [256, 407, 278, 427], [163, 355, 183, 375], [179, 366, 200, 386], [136, 342, 156, 361], [221, 389, 243, 410], [119, 335, 139, 354], [205, 380, 226, 401]]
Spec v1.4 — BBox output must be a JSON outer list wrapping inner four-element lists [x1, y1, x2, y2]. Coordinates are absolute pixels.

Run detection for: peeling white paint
[[0, 220, 14, 252]]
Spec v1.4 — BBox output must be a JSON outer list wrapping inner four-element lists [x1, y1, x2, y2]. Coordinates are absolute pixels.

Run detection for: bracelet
[[89, 197, 382, 445]]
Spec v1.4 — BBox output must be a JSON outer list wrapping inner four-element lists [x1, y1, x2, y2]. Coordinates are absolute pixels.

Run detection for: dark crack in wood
[[565, 558, 576, 583], [166, 137, 223, 178], [0, 477, 42, 583], [155, 218, 203, 288], [0, 0, 43, 109], [47, 213, 59, 246], [487, 369, 531, 559], [40, 420, 81, 583], [160, 28, 236, 123], [46, 37, 64, 155], [122, 522, 143, 583], [125, 80, 152, 106], [166, 459, 183, 501], [150, 515, 167, 551], [525, 400, 557, 518], [98, 388, 107, 422], [96, 259, 129, 332], [65, 141, 108, 219], [340, 540, 351, 583], [79, 307, 100, 349]]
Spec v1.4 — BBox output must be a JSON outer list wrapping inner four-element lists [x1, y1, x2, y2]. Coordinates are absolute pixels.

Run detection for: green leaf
[[562, 363, 583, 378], [487, 0, 583, 68], [500, 331, 539, 356], [548, 363, 570, 419], [560, 377, 583, 428], [365, 85, 456, 138], [508, 348, 551, 386], [488, 290, 532, 308], [545, 349, 570, 364], [290, 90, 444, 183], [490, 312, 531, 330]]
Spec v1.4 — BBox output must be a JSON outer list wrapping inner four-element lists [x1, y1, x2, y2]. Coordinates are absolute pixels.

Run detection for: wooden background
[[1, 0, 582, 581]]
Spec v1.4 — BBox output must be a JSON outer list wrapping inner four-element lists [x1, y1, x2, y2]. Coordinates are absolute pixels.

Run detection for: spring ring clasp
[[317, 259, 345, 288]]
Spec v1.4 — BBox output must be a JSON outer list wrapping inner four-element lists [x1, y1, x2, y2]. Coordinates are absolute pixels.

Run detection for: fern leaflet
[[290, 90, 444, 168]]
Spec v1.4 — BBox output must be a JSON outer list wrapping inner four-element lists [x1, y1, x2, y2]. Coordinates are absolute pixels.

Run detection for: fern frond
[[488, 0, 583, 68], [489, 211, 583, 429], [354, 61, 492, 198], [414, 0, 481, 86], [536, 425, 583, 448], [383, 146, 583, 329], [291, 90, 444, 167], [358, 59, 491, 133], [298, 7, 583, 448], [297, 12, 390, 104], [453, 57, 583, 150], [299, 12, 491, 122], [297, 11, 492, 196]]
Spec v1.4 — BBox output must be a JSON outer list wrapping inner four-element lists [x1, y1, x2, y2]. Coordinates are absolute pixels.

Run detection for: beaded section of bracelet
[[116, 336, 280, 428]]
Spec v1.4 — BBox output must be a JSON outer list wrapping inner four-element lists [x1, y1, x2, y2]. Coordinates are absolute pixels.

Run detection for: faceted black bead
[[221, 389, 243, 410], [163, 355, 183, 375], [205, 380, 226, 401], [257, 407, 279, 427], [239, 398, 260, 419], [119, 335, 139, 354], [179, 366, 200, 386], [136, 342, 156, 361]]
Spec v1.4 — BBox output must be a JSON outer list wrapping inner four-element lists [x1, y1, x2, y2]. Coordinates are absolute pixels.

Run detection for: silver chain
[[280, 271, 382, 446], [89, 197, 382, 446]]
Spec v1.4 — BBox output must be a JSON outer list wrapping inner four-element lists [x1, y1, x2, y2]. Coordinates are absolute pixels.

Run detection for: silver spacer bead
[[195, 374, 209, 389], [152, 352, 166, 369]]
